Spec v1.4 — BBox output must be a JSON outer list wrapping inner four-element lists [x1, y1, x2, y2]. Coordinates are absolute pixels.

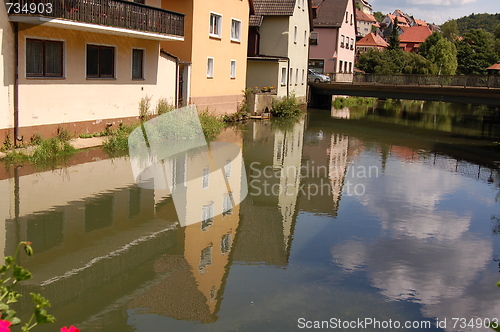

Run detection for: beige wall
[[162, 0, 249, 115], [246, 59, 288, 98], [16, 24, 177, 134], [0, 11, 15, 134], [259, 17, 289, 57]]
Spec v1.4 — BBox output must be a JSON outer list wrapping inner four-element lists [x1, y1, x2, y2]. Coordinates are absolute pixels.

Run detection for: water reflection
[[1, 101, 500, 331]]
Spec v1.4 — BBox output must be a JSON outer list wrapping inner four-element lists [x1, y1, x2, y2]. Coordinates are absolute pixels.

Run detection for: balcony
[[8, 0, 184, 41]]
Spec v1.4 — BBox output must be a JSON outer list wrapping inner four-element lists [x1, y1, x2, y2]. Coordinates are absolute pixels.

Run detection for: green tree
[[388, 18, 400, 51], [419, 32, 443, 58], [441, 20, 460, 41], [495, 24, 500, 57], [373, 11, 385, 23], [427, 38, 458, 75], [356, 49, 438, 75], [456, 29, 499, 74]]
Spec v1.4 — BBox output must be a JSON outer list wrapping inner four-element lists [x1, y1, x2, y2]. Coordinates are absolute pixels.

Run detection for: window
[[350, 13, 353, 25], [304, 30, 307, 46], [295, 68, 298, 85], [344, 61, 348, 73], [221, 233, 232, 253], [302, 69, 305, 85], [231, 19, 241, 42], [341, 35, 345, 48], [346, 38, 349, 49], [198, 246, 212, 271], [281, 67, 287, 85], [294, 25, 297, 43], [289, 67, 293, 86], [132, 48, 144, 80], [225, 159, 232, 178], [133, 0, 145, 3], [209, 12, 222, 38], [230, 60, 236, 79], [349, 62, 352, 73], [201, 203, 214, 231], [202, 166, 210, 188], [26, 39, 63, 78], [207, 57, 214, 78], [223, 193, 233, 216], [345, 11, 348, 23], [87, 44, 115, 78], [351, 38, 354, 50], [310, 32, 318, 45], [339, 60, 343, 73]]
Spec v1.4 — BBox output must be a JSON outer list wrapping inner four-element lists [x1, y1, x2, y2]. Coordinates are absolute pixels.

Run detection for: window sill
[[209, 34, 222, 40], [86, 77, 117, 80], [230, 39, 241, 43], [132, 78, 145, 81], [26, 76, 65, 80]]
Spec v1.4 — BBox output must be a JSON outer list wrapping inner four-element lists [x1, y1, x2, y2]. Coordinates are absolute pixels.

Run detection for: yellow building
[[1, 0, 184, 144], [160, 0, 254, 115]]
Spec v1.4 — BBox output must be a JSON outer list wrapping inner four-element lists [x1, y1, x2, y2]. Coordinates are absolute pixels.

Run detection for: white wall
[[288, 1, 311, 101], [0, 11, 15, 132]]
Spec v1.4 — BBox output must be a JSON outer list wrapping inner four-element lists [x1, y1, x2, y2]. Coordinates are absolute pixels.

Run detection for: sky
[[370, 0, 500, 25]]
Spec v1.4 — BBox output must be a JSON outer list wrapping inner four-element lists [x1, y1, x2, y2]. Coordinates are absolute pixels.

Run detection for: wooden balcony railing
[[8, 0, 184, 37]]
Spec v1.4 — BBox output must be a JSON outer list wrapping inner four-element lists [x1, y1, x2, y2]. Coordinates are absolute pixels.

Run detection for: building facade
[[161, 0, 253, 115], [1, 0, 184, 143], [309, 0, 357, 81], [246, 0, 313, 103]]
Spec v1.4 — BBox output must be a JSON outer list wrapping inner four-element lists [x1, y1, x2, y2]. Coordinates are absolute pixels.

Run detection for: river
[[1, 99, 500, 331]]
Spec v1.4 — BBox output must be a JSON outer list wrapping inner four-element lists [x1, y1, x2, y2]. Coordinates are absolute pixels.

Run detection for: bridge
[[308, 74, 500, 107]]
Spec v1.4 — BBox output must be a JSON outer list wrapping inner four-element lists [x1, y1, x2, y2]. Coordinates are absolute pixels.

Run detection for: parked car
[[308, 69, 331, 83]]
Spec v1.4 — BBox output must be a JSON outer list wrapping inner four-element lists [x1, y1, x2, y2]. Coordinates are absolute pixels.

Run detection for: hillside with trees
[[445, 13, 500, 34]]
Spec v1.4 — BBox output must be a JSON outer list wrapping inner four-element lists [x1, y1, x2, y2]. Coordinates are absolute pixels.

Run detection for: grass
[[102, 123, 138, 157], [2, 131, 76, 166]]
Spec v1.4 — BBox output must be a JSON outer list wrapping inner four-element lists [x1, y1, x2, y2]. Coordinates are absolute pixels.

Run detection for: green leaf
[[10, 317, 20, 325], [30, 293, 51, 308], [6, 291, 20, 304], [13, 265, 32, 281]]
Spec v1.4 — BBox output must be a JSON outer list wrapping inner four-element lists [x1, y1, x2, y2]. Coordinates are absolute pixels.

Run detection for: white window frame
[[207, 57, 214, 78], [209, 12, 222, 38], [281, 66, 287, 86], [231, 18, 242, 42], [230, 59, 236, 79], [295, 68, 298, 86], [294, 25, 298, 44], [289, 67, 293, 86], [202, 166, 210, 188]]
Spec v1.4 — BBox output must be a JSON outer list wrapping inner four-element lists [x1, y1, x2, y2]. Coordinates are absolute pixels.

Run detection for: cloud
[[409, 0, 477, 5]]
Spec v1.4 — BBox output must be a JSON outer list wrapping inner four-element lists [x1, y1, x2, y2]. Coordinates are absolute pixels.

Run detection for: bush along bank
[[270, 94, 303, 118], [1, 129, 77, 166]]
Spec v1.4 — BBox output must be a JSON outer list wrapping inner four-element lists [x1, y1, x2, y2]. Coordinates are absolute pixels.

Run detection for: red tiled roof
[[355, 8, 376, 23], [388, 13, 409, 26], [414, 18, 427, 26], [487, 63, 500, 70], [356, 32, 389, 47], [399, 25, 432, 43]]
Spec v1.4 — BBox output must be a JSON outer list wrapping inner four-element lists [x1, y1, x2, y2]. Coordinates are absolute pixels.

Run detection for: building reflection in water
[[233, 119, 305, 266], [0, 127, 247, 330]]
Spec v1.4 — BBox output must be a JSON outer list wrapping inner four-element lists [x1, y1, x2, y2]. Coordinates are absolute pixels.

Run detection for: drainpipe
[[286, 57, 290, 96], [13, 22, 20, 147], [175, 57, 179, 108]]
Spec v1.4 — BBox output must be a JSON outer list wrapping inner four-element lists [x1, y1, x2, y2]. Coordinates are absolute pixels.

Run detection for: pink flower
[[60, 326, 80, 332], [0, 320, 11, 332]]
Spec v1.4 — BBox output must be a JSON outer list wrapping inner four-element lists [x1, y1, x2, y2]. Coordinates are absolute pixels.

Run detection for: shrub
[[30, 133, 44, 146], [139, 96, 152, 122], [156, 98, 175, 115], [199, 110, 226, 141], [270, 94, 303, 118]]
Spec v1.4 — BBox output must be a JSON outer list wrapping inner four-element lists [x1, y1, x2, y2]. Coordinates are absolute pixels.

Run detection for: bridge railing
[[352, 74, 500, 88]]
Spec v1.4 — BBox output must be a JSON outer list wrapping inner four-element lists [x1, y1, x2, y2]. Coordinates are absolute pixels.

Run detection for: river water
[[2, 99, 500, 331]]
